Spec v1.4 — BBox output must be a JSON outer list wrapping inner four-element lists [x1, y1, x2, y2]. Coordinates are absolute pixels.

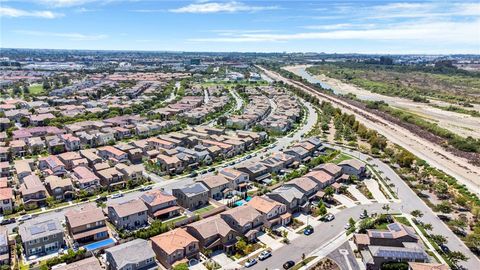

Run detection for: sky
[[1, 0, 479, 54]]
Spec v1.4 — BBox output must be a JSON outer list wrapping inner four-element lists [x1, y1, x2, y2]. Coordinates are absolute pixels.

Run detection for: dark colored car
[[190, 171, 198, 177], [303, 226, 314, 235], [283, 261, 295, 269], [440, 244, 450, 253], [0, 218, 15, 225], [208, 167, 215, 172]]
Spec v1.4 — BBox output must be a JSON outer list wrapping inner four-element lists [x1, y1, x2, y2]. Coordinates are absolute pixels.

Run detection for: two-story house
[[197, 175, 232, 200], [247, 196, 290, 227], [140, 189, 181, 220], [151, 228, 200, 269], [107, 200, 148, 231], [186, 216, 238, 254], [20, 175, 48, 208], [105, 239, 157, 270], [219, 168, 249, 191], [65, 204, 108, 244], [19, 218, 64, 257], [220, 205, 263, 241], [172, 183, 209, 211]]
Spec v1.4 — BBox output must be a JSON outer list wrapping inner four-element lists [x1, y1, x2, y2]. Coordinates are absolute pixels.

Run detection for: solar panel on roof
[[371, 232, 382, 238], [388, 223, 402, 232], [47, 222, 57, 231], [29, 226, 46, 235], [383, 233, 393, 238]]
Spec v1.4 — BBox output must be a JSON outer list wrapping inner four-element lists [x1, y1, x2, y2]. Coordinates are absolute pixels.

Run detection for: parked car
[[283, 260, 295, 269], [0, 218, 15, 225], [440, 244, 450, 253], [17, 214, 32, 222], [245, 258, 257, 268], [324, 213, 335, 222], [190, 171, 198, 177], [111, 193, 123, 199], [96, 195, 107, 203], [437, 214, 452, 222], [344, 223, 351, 230], [140, 186, 152, 191], [303, 225, 314, 235], [258, 250, 272, 261], [359, 212, 368, 219], [208, 167, 215, 172]]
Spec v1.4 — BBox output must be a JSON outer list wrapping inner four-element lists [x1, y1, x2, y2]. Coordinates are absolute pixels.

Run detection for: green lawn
[[193, 204, 215, 215], [331, 153, 352, 164], [28, 84, 45, 95], [164, 215, 188, 227]]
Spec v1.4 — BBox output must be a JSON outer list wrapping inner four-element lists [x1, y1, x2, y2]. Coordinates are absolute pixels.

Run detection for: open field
[[304, 62, 480, 103], [285, 65, 480, 139]]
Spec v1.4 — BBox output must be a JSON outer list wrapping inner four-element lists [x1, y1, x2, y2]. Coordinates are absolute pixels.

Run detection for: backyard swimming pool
[[83, 238, 116, 251]]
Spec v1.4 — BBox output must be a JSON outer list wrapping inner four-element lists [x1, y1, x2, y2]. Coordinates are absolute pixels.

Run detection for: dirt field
[[260, 66, 480, 196], [285, 65, 480, 139]]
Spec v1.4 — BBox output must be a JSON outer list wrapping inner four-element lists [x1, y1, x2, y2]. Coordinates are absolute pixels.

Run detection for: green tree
[[430, 234, 447, 246], [435, 201, 452, 214], [324, 186, 335, 198], [410, 210, 423, 218], [448, 251, 468, 265]]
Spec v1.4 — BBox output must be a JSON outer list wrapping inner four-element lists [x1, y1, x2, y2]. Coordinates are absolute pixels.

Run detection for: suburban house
[[151, 228, 200, 268], [172, 182, 209, 211], [115, 163, 144, 183], [65, 204, 109, 244], [354, 223, 426, 270], [71, 166, 101, 191], [98, 146, 129, 164], [155, 154, 184, 175], [107, 199, 148, 231], [140, 189, 181, 220], [284, 177, 318, 198], [105, 239, 157, 270], [19, 218, 64, 257], [314, 163, 343, 179], [0, 187, 13, 214], [247, 196, 290, 227], [45, 175, 74, 201], [186, 216, 238, 253], [266, 186, 308, 213], [96, 167, 125, 188], [220, 205, 263, 241], [339, 159, 367, 178], [236, 162, 270, 183], [218, 168, 249, 191], [197, 175, 232, 200], [304, 170, 335, 189], [39, 155, 67, 177], [19, 175, 48, 208]]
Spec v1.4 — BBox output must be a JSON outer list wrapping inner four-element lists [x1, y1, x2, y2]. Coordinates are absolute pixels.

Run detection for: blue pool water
[[235, 200, 246, 206], [83, 238, 115, 251], [245, 196, 252, 202]]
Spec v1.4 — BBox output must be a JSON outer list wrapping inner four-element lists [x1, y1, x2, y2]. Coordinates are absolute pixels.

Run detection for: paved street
[[250, 203, 397, 270], [327, 145, 480, 270]]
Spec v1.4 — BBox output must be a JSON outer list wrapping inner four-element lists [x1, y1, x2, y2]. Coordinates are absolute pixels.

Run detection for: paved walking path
[[347, 186, 372, 205]]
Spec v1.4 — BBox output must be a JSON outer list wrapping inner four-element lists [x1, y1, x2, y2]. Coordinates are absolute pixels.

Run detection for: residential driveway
[[275, 225, 299, 241], [347, 186, 372, 205], [258, 232, 283, 250], [364, 179, 389, 204], [333, 194, 357, 208], [294, 213, 321, 227], [211, 252, 240, 270]]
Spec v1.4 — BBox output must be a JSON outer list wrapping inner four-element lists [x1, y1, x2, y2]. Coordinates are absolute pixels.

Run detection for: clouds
[[169, 1, 278, 14], [0, 6, 63, 19], [14, 30, 107, 41], [191, 19, 480, 45]]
